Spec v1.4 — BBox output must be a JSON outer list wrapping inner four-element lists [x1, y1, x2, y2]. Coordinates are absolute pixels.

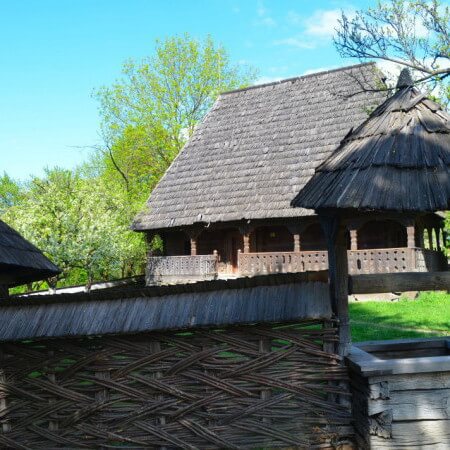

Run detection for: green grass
[[350, 291, 450, 342]]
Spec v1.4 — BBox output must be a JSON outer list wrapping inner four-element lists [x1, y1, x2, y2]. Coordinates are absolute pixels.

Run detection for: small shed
[[0, 220, 60, 291]]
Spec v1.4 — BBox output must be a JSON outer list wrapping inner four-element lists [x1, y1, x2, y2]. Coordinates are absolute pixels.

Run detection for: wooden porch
[[146, 214, 447, 284], [145, 247, 447, 284]]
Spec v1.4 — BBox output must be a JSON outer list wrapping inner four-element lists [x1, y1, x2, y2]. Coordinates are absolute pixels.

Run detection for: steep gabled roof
[[292, 75, 450, 212], [0, 220, 60, 285], [133, 63, 386, 231]]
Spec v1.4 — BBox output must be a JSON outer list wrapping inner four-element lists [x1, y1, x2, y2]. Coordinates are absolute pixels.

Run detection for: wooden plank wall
[[351, 371, 450, 449]]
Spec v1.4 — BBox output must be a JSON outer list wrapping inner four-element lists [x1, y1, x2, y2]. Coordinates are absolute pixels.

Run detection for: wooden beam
[[349, 272, 450, 295], [321, 215, 350, 357]]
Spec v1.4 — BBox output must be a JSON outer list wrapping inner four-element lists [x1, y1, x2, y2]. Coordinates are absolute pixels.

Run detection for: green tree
[[0, 173, 22, 214], [2, 168, 146, 289], [94, 34, 257, 206]]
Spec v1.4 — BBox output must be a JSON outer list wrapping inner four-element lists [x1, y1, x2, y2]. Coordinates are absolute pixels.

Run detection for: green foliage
[[0, 173, 22, 214], [94, 34, 257, 207], [2, 167, 146, 288], [0, 34, 255, 290]]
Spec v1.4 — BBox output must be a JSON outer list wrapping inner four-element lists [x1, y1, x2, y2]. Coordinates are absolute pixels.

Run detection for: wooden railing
[[146, 254, 218, 284], [347, 247, 447, 275], [238, 248, 447, 276], [238, 251, 328, 276]]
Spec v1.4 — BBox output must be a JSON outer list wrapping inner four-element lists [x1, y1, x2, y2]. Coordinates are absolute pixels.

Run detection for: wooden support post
[[243, 233, 250, 253], [293, 233, 301, 252], [239, 225, 252, 253], [190, 236, 197, 256], [349, 229, 358, 251], [320, 214, 350, 358], [406, 225, 415, 248]]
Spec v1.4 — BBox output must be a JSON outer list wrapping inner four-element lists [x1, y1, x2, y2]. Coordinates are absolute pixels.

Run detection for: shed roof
[[132, 63, 386, 231], [0, 220, 60, 285], [292, 75, 450, 212]]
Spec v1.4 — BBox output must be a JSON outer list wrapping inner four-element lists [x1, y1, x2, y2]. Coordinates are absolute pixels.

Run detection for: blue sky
[[0, 0, 374, 179]]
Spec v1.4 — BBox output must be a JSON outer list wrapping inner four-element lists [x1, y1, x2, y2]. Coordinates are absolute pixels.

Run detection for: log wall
[[347, 339, 450, 450]]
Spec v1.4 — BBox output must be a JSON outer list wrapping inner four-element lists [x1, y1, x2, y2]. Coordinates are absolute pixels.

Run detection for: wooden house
[[132, 63, 447, 284], [0, 220, 60, 295]]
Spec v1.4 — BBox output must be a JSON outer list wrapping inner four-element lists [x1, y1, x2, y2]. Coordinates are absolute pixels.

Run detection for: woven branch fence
[[0, 320, 351, 449]]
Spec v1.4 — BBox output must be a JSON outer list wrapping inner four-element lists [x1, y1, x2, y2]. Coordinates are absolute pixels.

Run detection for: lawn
[[350, 291, 450, 342]]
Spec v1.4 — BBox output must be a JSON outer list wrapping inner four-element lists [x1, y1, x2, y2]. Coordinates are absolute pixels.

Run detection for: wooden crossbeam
[[349, 271, 450, 294]]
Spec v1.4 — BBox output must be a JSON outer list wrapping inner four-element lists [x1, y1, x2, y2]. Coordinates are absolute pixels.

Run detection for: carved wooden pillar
[[243, 233, 250, 253], [293, 232, 301, 252], [188, 227, 202, 256], [190, 237, 197, 256], [406, 225, 415, 248], [239, 225, 252, 253], [349, 229, 358, 250]]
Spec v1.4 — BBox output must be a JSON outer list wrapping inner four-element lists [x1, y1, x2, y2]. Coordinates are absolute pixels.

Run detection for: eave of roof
[[292, 84, 450, 213]]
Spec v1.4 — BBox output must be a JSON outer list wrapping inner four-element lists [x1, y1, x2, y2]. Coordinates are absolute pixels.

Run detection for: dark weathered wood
[[321, 215, 350, 357], [0, 277, 332, 341], [348, 339, 450, 449], [370, 421, 450, 449], [349, 271, 450, 294], [0, 321, 351, 449]]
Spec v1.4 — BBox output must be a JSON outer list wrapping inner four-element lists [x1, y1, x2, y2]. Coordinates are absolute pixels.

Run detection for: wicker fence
[[0, 320, 351, 449]]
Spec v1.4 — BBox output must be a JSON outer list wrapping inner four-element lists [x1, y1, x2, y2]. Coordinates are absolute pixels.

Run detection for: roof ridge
[[221, 62, 377, 96]]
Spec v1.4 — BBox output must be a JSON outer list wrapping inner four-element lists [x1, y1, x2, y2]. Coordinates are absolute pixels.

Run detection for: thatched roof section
[[1, 272, 329, 341], [133, 63, 386, 231], [292, 78, 450, 212], [0, 220, 60, 285]]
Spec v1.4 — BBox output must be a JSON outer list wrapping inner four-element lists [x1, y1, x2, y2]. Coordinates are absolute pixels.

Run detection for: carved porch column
[[190, 237, 197, 256], [286, 225, 301, 253], [187, 227, 203, 256], [349, 229, 358, 250], [239, 225, 253, 253], [406, 225, 415, 248]]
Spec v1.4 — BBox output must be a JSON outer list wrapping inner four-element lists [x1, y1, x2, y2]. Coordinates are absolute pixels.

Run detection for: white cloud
[[275, 7, 354, 50], [304, 9, 353, 38], [255, 1, 277, 27]]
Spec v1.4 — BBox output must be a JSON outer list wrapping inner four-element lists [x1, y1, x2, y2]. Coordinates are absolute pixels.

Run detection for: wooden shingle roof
[[292, 72, 450, 212], [0, 220, 60, 285], [132, 63, 386, 231]]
